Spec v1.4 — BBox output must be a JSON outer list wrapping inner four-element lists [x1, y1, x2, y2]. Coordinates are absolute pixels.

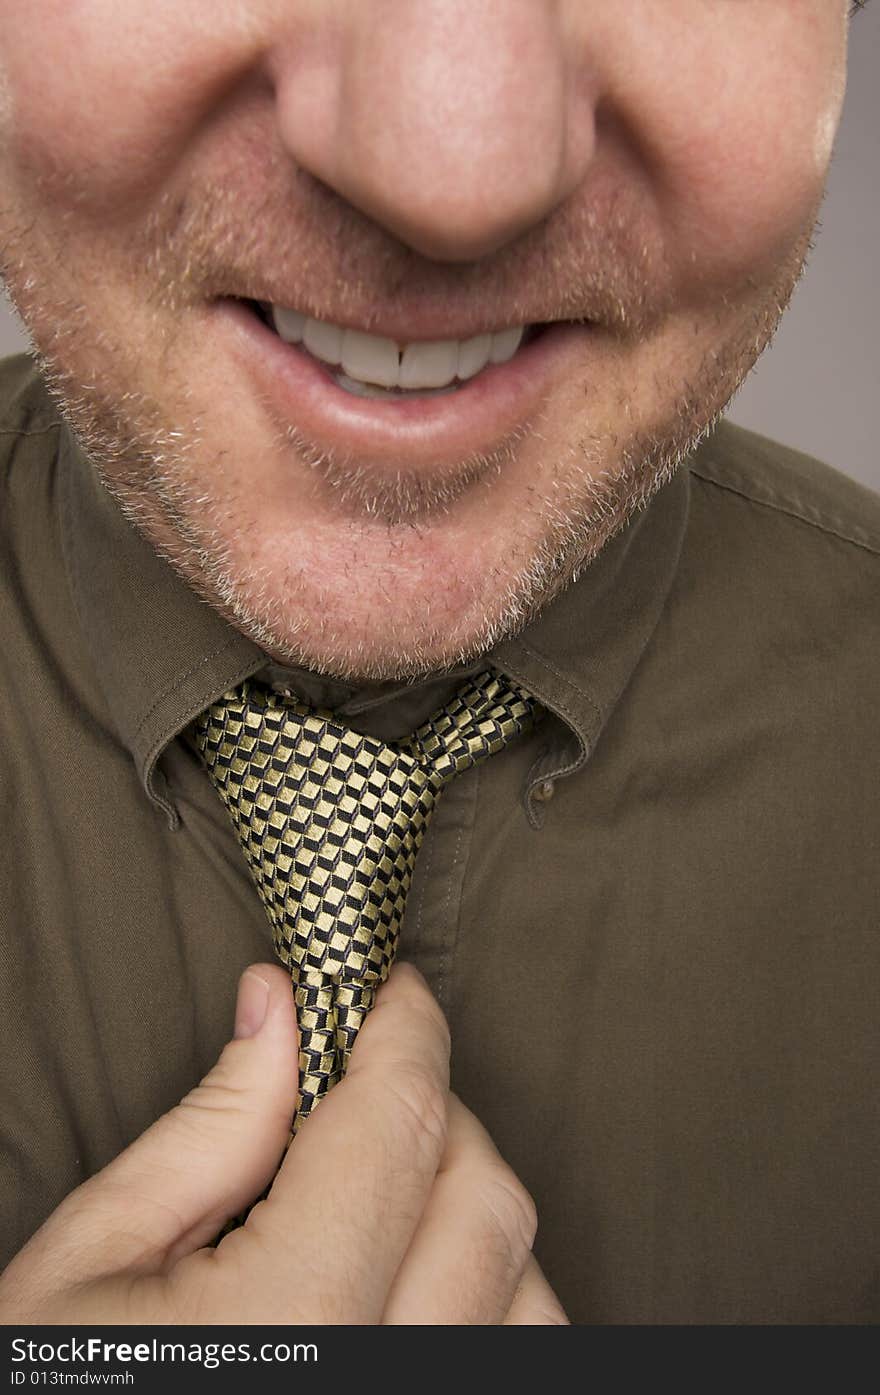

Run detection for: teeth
[[271, 306, 305, 343], [269, 304, 527, 392], [489, 326, 525, 365], [302, 316, 344, 365], [399, 340, 459, 390], [340, 329, 400, 389], [334, 373, 459, 400], [457, 333, 493, 381]]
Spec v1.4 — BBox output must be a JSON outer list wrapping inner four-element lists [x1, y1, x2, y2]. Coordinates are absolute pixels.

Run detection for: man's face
[[0, 2, 848, 680]]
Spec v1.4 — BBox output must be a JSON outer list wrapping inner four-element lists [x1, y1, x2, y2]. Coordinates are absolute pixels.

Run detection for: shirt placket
[[398, 761, 482, 1007]]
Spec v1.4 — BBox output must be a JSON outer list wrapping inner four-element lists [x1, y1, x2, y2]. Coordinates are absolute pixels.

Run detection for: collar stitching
[[512, 641, 604, 730], [131, 635, 258, 741]]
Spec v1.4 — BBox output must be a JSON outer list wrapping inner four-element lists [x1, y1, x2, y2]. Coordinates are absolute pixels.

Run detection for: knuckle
[[477, 1164, 538, 1261], [382, 966, 451, 1053], [416, 992, 452, 1055], [381, 1065, 448, 1158], [175, 1054, 263, 1135]]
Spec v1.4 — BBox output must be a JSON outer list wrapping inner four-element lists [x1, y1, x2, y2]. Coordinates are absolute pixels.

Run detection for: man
[[0, 0, 877, 1326]]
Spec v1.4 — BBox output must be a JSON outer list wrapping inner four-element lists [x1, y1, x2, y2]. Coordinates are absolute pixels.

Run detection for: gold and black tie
[[191, 668, 541, 1128]]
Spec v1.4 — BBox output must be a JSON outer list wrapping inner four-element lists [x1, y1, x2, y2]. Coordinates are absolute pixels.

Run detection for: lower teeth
[[333, 372, 462, 400]]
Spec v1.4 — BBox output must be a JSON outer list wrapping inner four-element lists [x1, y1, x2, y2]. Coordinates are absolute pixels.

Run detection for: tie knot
[[191, 668, 542, 982]]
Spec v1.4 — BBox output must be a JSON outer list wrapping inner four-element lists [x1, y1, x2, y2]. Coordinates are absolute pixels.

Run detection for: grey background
[[2, 8, 877, 491]]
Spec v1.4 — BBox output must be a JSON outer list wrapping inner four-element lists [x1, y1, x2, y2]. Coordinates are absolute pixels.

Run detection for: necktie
[[191, 668, 542, 1129]]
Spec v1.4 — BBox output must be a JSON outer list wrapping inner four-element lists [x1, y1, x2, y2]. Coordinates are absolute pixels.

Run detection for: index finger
[[239, 963, 451, 1323]]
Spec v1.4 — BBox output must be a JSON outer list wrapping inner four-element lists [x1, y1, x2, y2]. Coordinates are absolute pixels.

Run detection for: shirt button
[[532, 779, 556, 803]]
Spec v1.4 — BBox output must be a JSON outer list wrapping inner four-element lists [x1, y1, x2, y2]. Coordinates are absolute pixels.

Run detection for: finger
[[4, 963, 298, 1298], [232, 962, 451, 1324], [503, 1254, 570, 1324], [382, 1094, 537, 1324]]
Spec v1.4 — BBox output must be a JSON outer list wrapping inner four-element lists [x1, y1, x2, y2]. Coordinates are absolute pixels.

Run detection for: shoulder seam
[[689, 462, 880, 559]]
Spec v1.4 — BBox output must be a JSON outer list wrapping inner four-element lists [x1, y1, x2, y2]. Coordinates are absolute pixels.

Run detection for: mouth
[[212, 295, 590, 469], [246, 299, 550, 400]]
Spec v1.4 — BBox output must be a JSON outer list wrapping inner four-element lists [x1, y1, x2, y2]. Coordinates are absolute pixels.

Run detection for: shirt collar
[[60, 421, 690, 826]]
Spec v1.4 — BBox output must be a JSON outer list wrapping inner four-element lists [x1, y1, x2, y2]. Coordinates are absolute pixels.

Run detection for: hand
[[0, 963, 567, 1324]]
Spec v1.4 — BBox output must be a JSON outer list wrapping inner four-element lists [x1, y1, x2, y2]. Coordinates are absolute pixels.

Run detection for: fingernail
[[234, 969, 270, 1039]]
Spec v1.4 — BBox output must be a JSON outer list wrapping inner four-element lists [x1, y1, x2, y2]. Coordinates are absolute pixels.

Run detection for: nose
[[272, 0, 597, 262]]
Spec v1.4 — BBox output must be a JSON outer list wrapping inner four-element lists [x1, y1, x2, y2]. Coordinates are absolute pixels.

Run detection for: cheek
[[0, 2, 262, 214], [623, 3, 848, 289]]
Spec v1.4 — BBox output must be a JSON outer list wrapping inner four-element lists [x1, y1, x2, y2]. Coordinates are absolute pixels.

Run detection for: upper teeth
[[269, 305, 526, 391]]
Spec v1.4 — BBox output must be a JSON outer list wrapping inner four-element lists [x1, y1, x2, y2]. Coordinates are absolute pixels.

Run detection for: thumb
[[7, 963, 298, 1292]]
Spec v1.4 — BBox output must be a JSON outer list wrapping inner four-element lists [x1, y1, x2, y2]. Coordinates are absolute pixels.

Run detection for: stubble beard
[[1, 162, 817, 683], [20, 340, 739, 682]]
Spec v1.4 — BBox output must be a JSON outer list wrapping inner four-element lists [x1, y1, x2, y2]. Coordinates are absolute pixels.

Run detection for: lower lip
[[212, 299, 590, 466]]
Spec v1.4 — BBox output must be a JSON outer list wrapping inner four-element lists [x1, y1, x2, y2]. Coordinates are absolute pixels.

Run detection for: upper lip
[[230, 295, 576, 344]]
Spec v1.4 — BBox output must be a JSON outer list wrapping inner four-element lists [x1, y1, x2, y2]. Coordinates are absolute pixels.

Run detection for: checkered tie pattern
[[192, 668, 542, 1128]]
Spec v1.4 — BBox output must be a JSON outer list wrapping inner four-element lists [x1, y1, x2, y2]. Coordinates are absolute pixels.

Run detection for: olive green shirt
[[1, 352, 878, 1324]]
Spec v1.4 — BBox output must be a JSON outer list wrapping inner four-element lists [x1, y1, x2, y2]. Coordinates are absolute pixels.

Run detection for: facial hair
[[0, 137, 818, 681]]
